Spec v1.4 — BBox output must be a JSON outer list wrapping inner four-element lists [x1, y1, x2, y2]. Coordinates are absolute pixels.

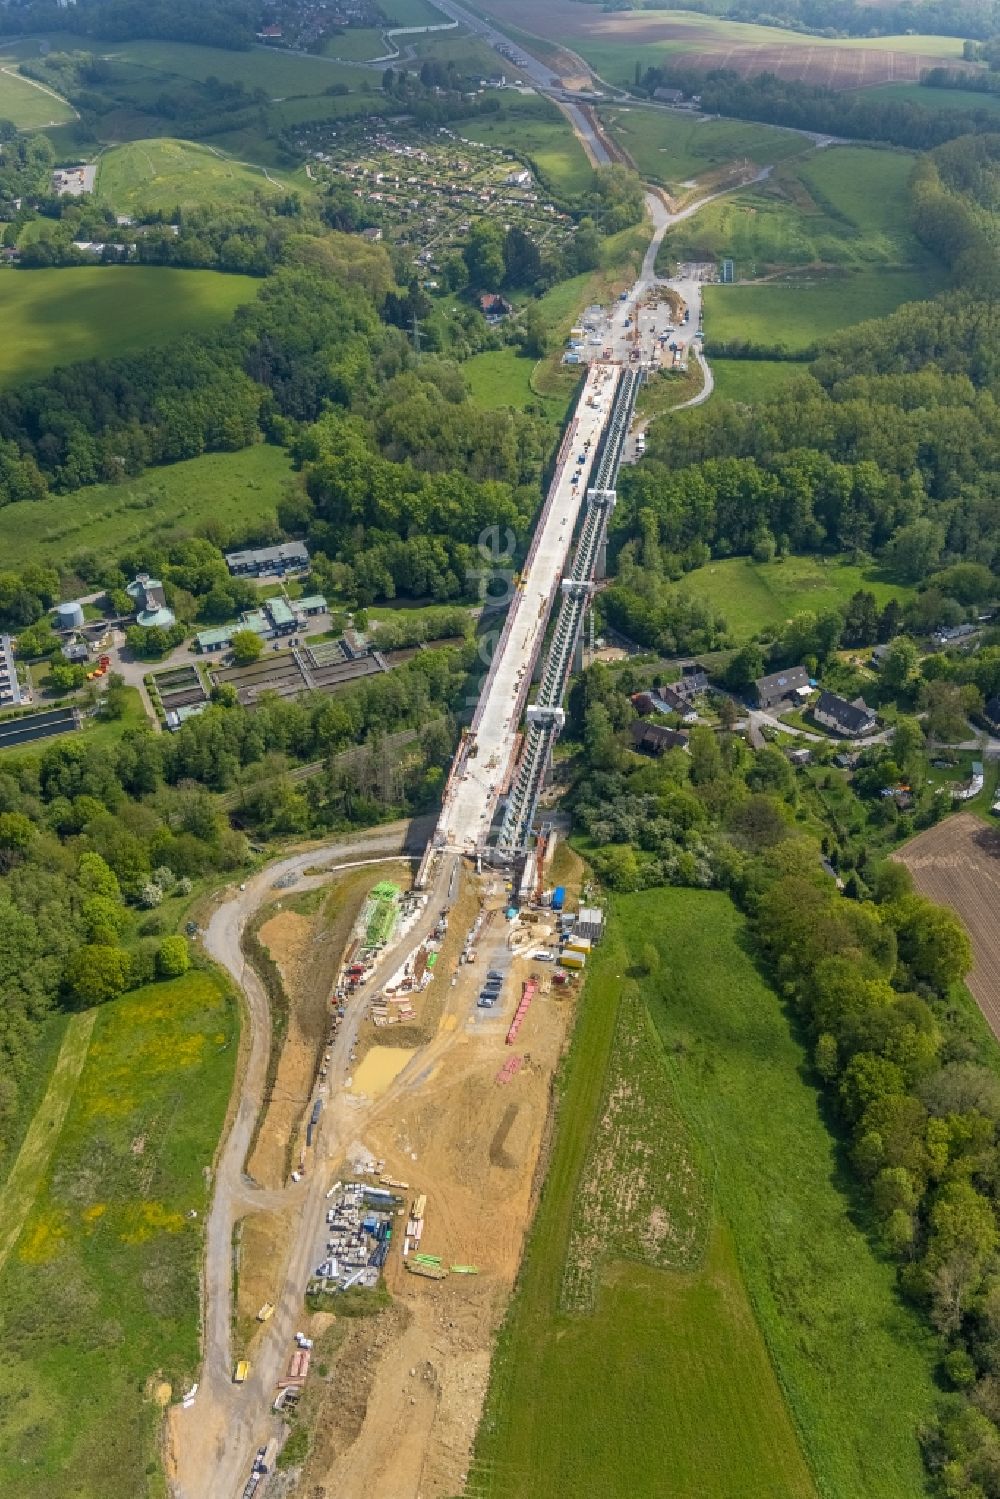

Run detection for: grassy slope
[[382, 0, 448, 21], [665, 146, 926, 272], [60, 34, 355, 96], [853, 81, 1000, 115], [0, 444, 294, 570], [95, 138, 296, 211], [704, 267, 940, 350], [322, 27, 386, 60], [680, 554, 913, 637], [639, 890, 939, 1497], [0, 267, 259, 386], [0, 63, 74, 128], [472, 903, 814, 1499], [0, 968, 238, 1499], [457, 98, 595, 197], [601, 105, 808, 187]]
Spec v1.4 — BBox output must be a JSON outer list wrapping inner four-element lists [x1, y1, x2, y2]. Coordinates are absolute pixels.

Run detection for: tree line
[[634, 63, 1000, 150], [568, 655, 1000, 1495]]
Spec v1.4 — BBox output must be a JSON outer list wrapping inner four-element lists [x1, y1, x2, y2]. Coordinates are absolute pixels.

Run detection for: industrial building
[[0, 634, 22, 708], [224, 541, 309, 577], [195, 595, 327, 652], [127, 574, 175, 629]]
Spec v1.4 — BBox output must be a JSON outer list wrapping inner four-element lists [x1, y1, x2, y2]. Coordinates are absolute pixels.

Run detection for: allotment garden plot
[[303, 121, 574, 270]]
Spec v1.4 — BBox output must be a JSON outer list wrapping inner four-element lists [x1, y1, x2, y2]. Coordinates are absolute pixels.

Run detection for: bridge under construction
[[419, 358, 641, 883]]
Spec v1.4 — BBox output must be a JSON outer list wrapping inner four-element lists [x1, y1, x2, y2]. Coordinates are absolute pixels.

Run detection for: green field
[[664, 146, 927, 273], [0, 59, 75, 129], [457, 99, 595, 196], [382, 0, 449, 21], [711, 357, 813, 402], [474, 888, 939, 1496], [0, 968, 238, 1499], [471, 897, 816, 1499], [853, 81, 1000, 114], [0, 267, 259, 386], [682, 554, 914, 637], [322, 27, 386, 60], [0, 444, 294, 570], [73, 35, 357, 97], [95, 138, 296, 211], [704, 266, 940, 351], [600, 105, 808, 188]]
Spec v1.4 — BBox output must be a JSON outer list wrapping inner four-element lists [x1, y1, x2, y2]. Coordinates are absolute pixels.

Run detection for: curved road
[[170, 818, 458, 1499]]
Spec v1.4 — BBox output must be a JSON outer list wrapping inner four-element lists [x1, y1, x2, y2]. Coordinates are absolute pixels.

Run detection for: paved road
[[170, 817, 456, 1499]]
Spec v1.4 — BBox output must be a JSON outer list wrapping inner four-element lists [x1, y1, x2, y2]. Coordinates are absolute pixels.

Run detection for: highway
[[433, 361, 621, 854]]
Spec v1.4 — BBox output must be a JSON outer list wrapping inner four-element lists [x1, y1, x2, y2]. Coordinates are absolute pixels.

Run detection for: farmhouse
[[479, 292, 512, 323], [754, 665, 811, 711], [225, 541, 310, 577], [630, 721, 689, 756], [813, 690, 878, 738]]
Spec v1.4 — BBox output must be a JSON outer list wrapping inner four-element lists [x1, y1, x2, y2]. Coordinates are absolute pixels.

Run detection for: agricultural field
[[474, 888, 940, 1497], [897, 814, 1000, 1042], [711, 357, 811, 401], [703, 266, 941, 351], [679, 554, 914, 638], [0, 267, 260, 386], [0, 444, 294, 571], [0, 968, 238, 1499], [599, 105, 808, 190], [0, 54, 75, 129], [482, 0, 972, 88], [663, 146, 930, 275], [95, 138, 297, 212]]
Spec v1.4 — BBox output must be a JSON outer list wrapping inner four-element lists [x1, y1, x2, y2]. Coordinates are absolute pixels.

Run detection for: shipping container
[[551, 886, 566, 912]]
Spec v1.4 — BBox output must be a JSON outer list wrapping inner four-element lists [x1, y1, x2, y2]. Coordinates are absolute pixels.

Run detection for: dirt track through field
[[896, 813, 1000, 1039]]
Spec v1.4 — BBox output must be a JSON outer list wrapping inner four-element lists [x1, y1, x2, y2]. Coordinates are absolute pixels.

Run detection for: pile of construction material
[[371, 907, 448, 1026], [309, 1180, 401, 1294]]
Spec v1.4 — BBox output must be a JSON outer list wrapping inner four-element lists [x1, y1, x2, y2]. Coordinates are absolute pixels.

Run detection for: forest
[[634, 63, 1000, 150]]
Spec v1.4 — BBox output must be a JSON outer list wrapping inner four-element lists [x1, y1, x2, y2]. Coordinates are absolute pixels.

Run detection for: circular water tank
[[55, 600, 85, 631]]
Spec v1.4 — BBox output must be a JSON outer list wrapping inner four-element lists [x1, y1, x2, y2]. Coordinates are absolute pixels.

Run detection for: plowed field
[[896, 813, 1000, 1039], [484, 0, 973, 89]]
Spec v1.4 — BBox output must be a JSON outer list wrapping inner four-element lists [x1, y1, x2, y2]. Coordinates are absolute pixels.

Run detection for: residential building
[[630, 721, 689, 756], [813, 690, 878, 738], [754, 665, 811, 711], [224, 541, 309, 577], [479, 292, 512, 322]]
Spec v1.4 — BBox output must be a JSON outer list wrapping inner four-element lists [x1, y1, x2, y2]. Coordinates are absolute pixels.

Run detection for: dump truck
[[233, 1360, 251, 1384]]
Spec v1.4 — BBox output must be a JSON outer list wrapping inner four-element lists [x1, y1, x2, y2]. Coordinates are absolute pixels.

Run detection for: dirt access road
[[168, 816, 450, 1497]]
